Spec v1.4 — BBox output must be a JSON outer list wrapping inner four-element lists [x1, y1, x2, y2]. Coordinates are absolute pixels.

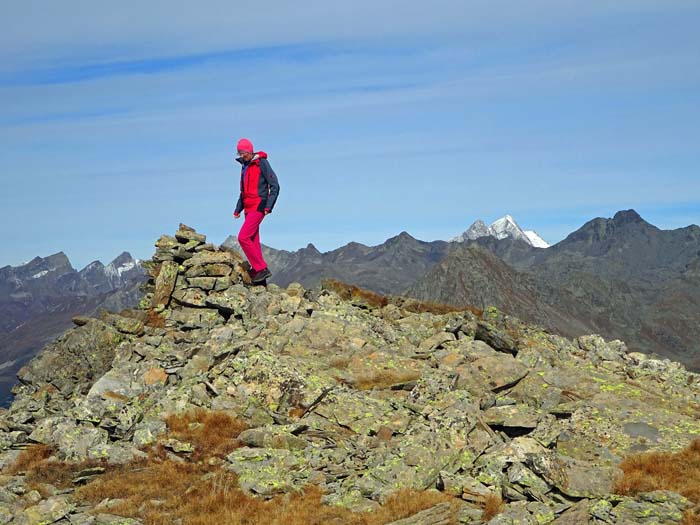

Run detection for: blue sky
[[1, 1, 699, 269]]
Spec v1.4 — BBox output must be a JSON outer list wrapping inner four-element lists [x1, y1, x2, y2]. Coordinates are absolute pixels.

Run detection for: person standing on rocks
[[233, 138, 280, 284]]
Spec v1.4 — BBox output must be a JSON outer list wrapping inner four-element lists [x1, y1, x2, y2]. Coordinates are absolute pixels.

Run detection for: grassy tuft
[[480, 493, 504, 521], [144, 308, 166, 328], [7, 444, 107, 492], [322, 279, 389, 309], [163, 408, 248, 462], [614, 438, 700, 523], [321, 278, 482, 317]]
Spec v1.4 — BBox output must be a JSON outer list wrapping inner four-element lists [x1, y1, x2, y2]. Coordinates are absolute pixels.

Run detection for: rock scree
[[0, 224, 699, 524]]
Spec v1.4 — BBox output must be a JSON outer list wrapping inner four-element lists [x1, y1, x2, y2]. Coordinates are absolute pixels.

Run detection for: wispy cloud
[[2, 43, 333, 86]]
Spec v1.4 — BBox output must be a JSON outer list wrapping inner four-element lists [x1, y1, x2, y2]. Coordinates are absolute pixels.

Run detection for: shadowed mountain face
[[409, 211, 700, 369], [222, 231, 450, 295], [0, 252, 147, 405], [406, 243, 597, 339]]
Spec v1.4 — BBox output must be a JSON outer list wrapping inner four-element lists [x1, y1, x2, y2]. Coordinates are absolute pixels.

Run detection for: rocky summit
[[1, 224, 700, 524]]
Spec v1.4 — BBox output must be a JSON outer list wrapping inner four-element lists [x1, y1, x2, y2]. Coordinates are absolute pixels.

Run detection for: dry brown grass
[[6, 443, 54, 475], [352, 369, 422, 390], [480, 493, 504, 521], [614, 439, 700, 524], [144, 308, 166, 328], [78, 468, 458, 525], [329, 356, 351, 369], [683, 509, 699, 525], [13, 409, 461, 524], [6, 444, 107, 492], [163, 408, 248, 462], [321, 278, 483, 318], [322, 279, 390, 309]]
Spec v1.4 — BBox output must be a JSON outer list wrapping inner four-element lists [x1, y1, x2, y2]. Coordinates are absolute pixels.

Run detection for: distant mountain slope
[[222, 210, 699, 368], [222, 231, 450, 295], [409, 210, 700, 369], [0, 252, 147, 405], [0, 251, 144, 334]]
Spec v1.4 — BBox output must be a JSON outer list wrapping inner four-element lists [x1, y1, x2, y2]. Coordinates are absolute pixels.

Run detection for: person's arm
[[260, 158, 280, 212], [234, 193, 244, 215]]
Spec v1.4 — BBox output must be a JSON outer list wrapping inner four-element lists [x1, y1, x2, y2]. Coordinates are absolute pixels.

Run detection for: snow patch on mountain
[[524, 230, 550, 249]]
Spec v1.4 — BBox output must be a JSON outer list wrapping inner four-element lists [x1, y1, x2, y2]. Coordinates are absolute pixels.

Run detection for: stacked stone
[[137, 223, 258, 331]]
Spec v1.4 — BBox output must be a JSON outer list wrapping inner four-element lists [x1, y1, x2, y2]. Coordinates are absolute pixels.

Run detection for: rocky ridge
[[0, 251, 147, 407], [0, 224, 699, 524]]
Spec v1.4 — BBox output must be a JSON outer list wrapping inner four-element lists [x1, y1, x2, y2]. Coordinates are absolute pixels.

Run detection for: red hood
[[236, 150, 267, 165]]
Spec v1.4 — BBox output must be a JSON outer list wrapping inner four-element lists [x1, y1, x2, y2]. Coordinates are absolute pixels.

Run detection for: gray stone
[[226, 447, 308, 496], [204, 286, 248, 315], [171, 287, 209, 307], [14, 496, 74, 525], [385, 502, 452, 525], [174, 229, 206, 244], [482, 405, 541, 429], [469, 354, 529, 392], [238, 427, 308, 450], [153, 261, 179, 307], [527, 452, 621, 498]]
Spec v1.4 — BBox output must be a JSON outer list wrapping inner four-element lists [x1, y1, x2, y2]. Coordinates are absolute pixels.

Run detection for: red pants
[[237, 209, 267, 272]]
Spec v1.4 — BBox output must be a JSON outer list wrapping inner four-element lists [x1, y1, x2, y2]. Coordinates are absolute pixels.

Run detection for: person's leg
[[237, 210, 266, 272], [249, 216, 268, 271], [249, 211, 268, 271]]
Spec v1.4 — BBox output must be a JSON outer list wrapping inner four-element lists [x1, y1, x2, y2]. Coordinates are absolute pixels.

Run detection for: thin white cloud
[[2, 1, 697, 68]]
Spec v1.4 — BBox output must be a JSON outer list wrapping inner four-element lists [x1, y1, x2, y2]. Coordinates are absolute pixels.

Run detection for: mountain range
[[0, 252, 147, 404], [3, 210, 699, 407], [0, 223, 698, 524], [224, 210, 700, 369]]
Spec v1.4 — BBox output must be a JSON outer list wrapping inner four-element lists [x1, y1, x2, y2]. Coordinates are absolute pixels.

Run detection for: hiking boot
[[251, 267, 271, 283]]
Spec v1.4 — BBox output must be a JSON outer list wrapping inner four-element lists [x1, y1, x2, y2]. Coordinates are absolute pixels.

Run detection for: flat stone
[[174, 229, 206, 244], [171, 287, 208, 307], [469, 353, 529, 391], [205, 287, 248, 315], [238, 427, 308, 450], [527, 452, 621, 498], [182, 251, 236, 268], [483, 404, 541, 429], [168, 307, 224, 330], [418, 332, 456, 353], [155, 235, 179, 250], [185, 263, 233, 278], [187, 277, 218, 290]]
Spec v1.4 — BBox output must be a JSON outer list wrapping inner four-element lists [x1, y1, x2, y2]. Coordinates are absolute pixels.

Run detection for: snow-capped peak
[[489, 215, 528, 242], [524, 230, 550, 249], [451, 215, 550, 248]]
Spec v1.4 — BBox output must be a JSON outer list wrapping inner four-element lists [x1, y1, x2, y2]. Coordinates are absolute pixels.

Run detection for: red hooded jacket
[[234, 151, 280, 214]]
